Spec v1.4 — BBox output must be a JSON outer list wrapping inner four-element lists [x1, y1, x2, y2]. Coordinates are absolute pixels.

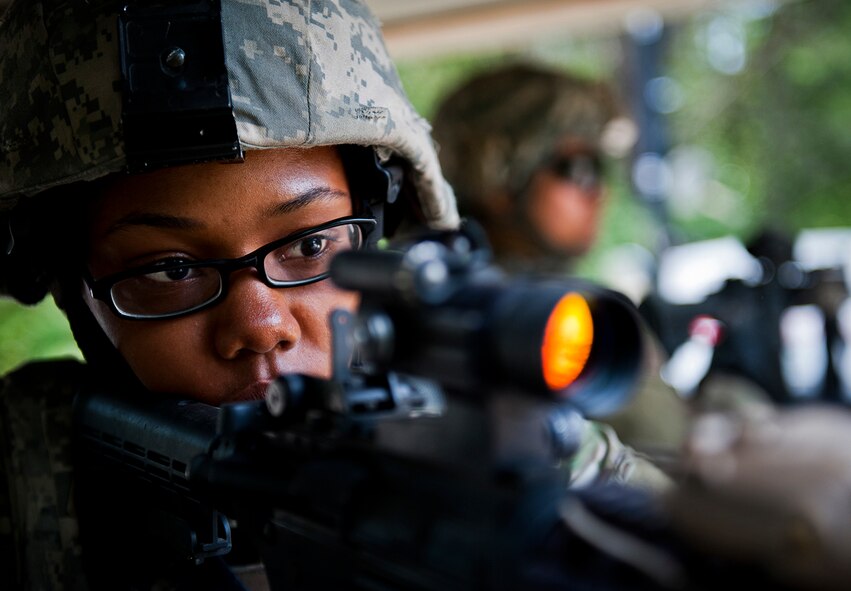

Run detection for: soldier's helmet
[[432, 62, 623, 220], [0, 0, 458, 303]]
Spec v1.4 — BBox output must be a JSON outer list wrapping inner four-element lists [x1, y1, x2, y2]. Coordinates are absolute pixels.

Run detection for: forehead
[[552, 137, 599, 156], [88, 147, 349, 226]]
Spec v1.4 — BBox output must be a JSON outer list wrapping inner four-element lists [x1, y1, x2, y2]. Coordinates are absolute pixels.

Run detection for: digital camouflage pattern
[[565, 419, 672, 492], [432, 63, 620, 218], [0, 360, 306, 591], [0, 359, 89, 591], [0, 0, 458, 228]]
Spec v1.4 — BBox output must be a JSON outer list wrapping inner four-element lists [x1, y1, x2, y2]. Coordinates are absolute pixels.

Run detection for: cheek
[[292, 280, 359, 317], [82, 293, 131, 353], [85, 293, 210, 393], [529, 182, 602, 246], [124, 332, 201, 392], [287, 283, 360, 372], [84, 281, 361, 399]]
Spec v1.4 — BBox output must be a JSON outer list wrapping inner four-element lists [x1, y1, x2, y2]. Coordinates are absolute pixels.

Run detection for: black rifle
[[73, 230, 657, 590], [640, 229, 850, 404]]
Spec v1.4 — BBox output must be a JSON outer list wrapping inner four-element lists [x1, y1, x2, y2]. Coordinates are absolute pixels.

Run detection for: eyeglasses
[[548, 152, 605, 193], [84, 216, 376, 320]]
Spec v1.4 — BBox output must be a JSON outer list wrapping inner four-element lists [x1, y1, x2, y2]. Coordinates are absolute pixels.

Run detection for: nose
[[212, 269, 300, 359]]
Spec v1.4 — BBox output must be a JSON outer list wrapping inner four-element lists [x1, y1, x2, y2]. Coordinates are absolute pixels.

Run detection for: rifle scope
[[331, 238, 643, 417]]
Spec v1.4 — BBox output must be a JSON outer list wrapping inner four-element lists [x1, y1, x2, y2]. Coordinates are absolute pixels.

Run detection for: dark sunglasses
[[547, 152, 605, 192]]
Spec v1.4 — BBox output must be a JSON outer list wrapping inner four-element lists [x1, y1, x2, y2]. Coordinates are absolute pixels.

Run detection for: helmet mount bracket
[[118, 0, 243, 173]]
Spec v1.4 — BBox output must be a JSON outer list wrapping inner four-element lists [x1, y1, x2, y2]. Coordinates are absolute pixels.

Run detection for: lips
[[223, 353, 329, 404], [226, 357, 292, 403], [231, 380, 273, 402]]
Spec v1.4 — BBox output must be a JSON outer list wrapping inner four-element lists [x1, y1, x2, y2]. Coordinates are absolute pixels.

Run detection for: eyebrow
[[265, 186, 350, 216], [104, 186, 351, 236], [104, 212, 202, 236]]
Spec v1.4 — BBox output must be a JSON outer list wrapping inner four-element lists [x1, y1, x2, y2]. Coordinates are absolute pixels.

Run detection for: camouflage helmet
[[432, 62, 622, 218], [0, 0, 458, 228]]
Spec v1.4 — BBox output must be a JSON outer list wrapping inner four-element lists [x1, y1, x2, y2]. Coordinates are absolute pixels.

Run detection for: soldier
[[433, 63, 689, 459], [432, 63, 625, 273], [0, 2, 667, 589]]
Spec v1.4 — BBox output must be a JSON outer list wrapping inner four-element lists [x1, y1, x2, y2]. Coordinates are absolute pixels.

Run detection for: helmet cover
[[0, 0, 458, 228]]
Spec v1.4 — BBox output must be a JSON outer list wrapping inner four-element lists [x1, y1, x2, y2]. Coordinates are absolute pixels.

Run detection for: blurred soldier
[[432, 62, 626, 273], [432, 62, 689, 456]]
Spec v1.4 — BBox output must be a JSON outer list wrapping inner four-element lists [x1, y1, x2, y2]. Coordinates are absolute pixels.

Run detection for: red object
[[688, 315, 725, 347]]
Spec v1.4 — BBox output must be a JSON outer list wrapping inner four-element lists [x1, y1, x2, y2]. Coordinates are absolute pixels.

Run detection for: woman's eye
[[146, 262, 196, 283], [296, 236, 327, 258], [280, 235, 332, 260]]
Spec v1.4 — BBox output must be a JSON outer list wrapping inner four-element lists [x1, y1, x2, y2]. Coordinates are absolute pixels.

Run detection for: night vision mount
[[118, 0, 243, 172]]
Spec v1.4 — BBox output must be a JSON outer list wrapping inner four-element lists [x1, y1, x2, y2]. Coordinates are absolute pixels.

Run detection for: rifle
[[72, 229, 655, 590], [640, 229, 851, 403]]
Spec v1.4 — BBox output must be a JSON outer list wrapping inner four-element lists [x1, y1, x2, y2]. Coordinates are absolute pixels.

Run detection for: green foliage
[[397, 53, 507, 121], [666, 0, 851, 242], [396, 35, 625, 120], [399, 0, 850, 250], [0, 297, 81, 375]]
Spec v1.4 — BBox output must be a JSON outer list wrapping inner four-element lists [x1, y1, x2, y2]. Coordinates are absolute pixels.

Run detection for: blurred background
[[0, 0, 848, 398]]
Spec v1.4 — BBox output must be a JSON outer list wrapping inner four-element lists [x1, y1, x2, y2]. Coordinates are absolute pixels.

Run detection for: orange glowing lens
[[541, 292, 594, 390]]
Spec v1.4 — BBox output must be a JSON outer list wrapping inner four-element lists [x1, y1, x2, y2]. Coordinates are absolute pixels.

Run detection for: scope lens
[[541, 293, 594, 391]]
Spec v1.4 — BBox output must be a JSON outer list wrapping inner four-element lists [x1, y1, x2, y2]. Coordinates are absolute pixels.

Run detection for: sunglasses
[[547, 152, 605, 192]]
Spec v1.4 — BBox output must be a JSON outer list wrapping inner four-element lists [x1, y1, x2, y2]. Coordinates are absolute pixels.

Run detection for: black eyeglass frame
[[84, 216, 377, 320]]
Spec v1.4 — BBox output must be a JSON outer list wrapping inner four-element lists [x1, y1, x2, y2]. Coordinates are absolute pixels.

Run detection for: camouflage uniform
[[564, 414, 672, 492], [0, 360, 88, 591], [0, 2, 664, 589]]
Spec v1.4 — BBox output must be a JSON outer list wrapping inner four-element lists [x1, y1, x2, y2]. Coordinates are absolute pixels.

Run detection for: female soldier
[[0, 1, 665, 588]]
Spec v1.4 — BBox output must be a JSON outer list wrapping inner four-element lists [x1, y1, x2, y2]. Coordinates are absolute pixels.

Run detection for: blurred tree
[[398, 0, 849, 247], [666, 0, 851, 241], [0, 298, 80, 375]]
